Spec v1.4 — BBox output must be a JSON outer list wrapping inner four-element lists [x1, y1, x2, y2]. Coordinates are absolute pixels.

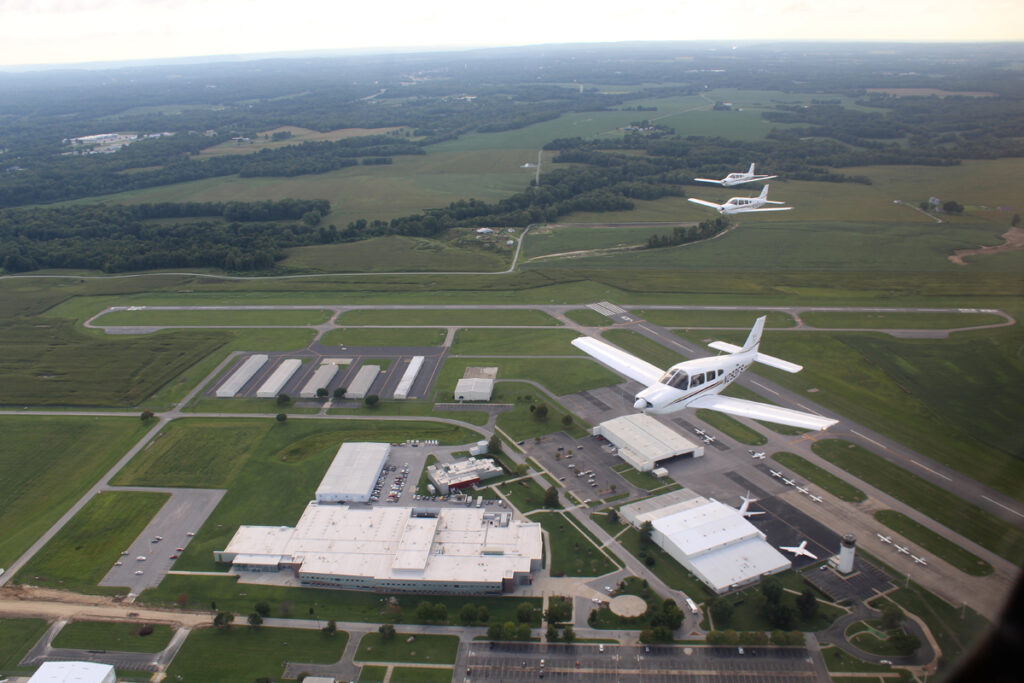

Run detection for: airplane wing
[[687, 394, 837, 431], [693, 178, 724, 185], [571, 337, 664, 386], [687, 198, 723, 210], [750, 175, 778, 182], [744, 207, 793, 212]]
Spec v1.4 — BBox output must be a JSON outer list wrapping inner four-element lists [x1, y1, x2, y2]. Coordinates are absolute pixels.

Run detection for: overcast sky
[[1, 0, 1021, 67]]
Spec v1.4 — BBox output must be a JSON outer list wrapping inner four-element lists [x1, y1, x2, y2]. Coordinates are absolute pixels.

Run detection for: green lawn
[[694, 409, 766, 446], [590, 511, 626, 536], [358, 665, 389, 682], [611, 463, 668, 492], [820, 645, 895, 674], [601, 329, 686, 372], [15, 491, 169, 593], [284, 233, 509, 273], [320, 327, 448, 347], [164, 625, 347, 683], [52, 621, 174, 653], [709, 575, 845, 632], [636, 310, 796, 328], [564, 308, 613, 327], [530, 511, 618, 577], [771, 452, 866, 503], [800, 311, 1006, 330], [337, 309, 558, 326], [495, 391, 588, 441], [94, 308, 332, 327], [0, 416, 150, 568], [813, 439, 1024, 565], [355, 632, 459, 664], [391, 666, 453, 683], [874, 510, 993, 576], [501, 477, 552, 514], [450, 328, 584, 356], [0, 618, 49, 675]]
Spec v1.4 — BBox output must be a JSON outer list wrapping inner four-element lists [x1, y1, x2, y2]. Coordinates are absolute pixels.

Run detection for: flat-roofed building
[[256, 358, 303, 398], [29, 662, 116, 683], [392, 356, 424, 399], [316, 442, 390, 503], [347, 364, 381, 399], [427, 457, 503, 495], [215, 503, 543, 594], [594, 414, 703, 472], [216, 354, 268, 397], [300, 363, 340, 398], [455, 377, 493, 401]]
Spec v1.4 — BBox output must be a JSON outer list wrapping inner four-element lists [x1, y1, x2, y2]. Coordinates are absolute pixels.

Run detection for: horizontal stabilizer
[[707, 341, 802, 373], [708, 341, 742, 354], [571, 337, 664, 386], [688, 394, 837, 431]]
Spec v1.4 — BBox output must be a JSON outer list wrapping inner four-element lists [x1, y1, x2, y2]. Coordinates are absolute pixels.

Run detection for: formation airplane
[[688, 184, 792, 215], [749, 450, 766, 460], [780, 540, 818, 560], [796, 485, 810, 495], [694, 163, 777, 187], [877, 534, 893, 544], [912, 555, 928, 566], [737, 492, 765, 517], [808, 494, 823, 503], [571, 316, 838, 431], [783, 477, 797, 487], [895, 544, 911, 555], [769, 469, 783, 478]]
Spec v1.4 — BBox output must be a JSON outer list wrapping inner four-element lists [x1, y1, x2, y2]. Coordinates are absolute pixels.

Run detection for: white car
[[134, 570, 144, 575], [136, 556, 147, 561]]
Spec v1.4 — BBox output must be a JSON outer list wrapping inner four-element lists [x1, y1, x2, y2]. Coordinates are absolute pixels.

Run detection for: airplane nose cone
[[633, 397, 649, 410]]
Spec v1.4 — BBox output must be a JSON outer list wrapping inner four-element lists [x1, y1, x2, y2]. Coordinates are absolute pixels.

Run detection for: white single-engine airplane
[[571, 316, 837, 431], [748, 450, 766, 460], [895, 544, 911, 555], [737, 492, 765, 517], [877, 533, 893, 544], [808, 494, 823, 503], [912, 555, 928, 566], [769, 469, 783, 479], [780, 540, 818, 560], [694, 163, 778, 187], [688, 184, 792, 215]]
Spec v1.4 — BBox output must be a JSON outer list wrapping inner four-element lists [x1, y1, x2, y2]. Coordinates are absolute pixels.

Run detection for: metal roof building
[[455, 377, 494, 401], [29, 662, 116, 683], [392, 356, 424, 399], [215, 503, 543, 594], [594, 414, 703, 472], [216, 354, 268, 397], [256, 358, 303, 398], [316, 442, 390, 503], [300, 362, 340, 398], [347, 364, 381, 399]]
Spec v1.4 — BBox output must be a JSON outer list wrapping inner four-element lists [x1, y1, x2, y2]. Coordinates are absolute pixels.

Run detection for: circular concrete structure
[[609, 594, 647, 618]]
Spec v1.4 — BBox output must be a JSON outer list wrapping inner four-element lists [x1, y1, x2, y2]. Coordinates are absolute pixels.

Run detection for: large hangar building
[[316, 442, 390, 504], [594, 414, 703, 472], [215, 503, 543, 594], [622, 489, 790, 594]]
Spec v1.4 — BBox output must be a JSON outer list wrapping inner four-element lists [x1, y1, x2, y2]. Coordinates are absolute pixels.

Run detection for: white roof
[[347, 364, 380, 398], [300, 363, 340, 398], [216, 353, 268, 397], [455, 377, 493, 399], [256, 358, 302, 397], [689, 537, 792, 592], [598, 414, 699, 468], [393, 356, 424, 400], [316, 442, 390, 500], [652, 500, 762, 557], [29, 662, 116, 683]]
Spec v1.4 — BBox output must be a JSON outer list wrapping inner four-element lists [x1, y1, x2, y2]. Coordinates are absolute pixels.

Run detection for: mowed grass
[[94, 308, 331, 327], [320, 327, 447, 347], [433, 357, 621, 399], [601, 329, 686, 370], [450, 328, 585, 356], [197, 125, 403, 157], [52, 621, 174, 653], [494, 387, 587, 440], [813, 440, 1024, 565], [337, 309, 558, 326], [15, 491, 169, 593], [500, 477, 551, 514], [695, 409, 766, 446], [164, 626, 347, 683], [637, 309, 796, 328], [0, 618, 49, 674], [283, 234, 510, 273], [530, 511, 618, 577], [874, 510, 993, 577], [771, 452, 866, 503], [564, 308, 612, 327], [523, 224, 685, 260], [391, 667, 453, 683], [355, 632, 459, 664], [0, 416, 150, 569], [800, 310, 1007, 330]]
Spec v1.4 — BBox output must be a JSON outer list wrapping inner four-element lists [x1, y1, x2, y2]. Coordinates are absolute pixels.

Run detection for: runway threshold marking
[[982, 495, 1024, 519]]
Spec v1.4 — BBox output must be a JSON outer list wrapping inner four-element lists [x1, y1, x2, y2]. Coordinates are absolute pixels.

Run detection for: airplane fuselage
[[633, 353, 750, 414]]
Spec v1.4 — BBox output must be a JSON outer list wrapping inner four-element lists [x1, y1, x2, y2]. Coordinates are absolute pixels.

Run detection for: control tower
[[838, 533, 857, 574]]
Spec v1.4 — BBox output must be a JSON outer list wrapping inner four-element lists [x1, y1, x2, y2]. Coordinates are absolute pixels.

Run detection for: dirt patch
[[464, 366, 498, 380], [949, 227, 1024, 265]]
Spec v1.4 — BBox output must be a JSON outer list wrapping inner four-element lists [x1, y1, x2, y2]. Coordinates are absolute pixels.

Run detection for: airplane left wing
[[571, 337, 664, 386], [745, 207, 793, 212], [687, 394, 837, 431], [687, 198, 723, 209], [693, 178, 723, 185]]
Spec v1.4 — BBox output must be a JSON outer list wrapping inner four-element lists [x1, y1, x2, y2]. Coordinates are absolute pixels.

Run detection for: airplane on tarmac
[[571, 317, 837, 431], [694, 427, 706, 436], [877, 534, 893, 544], [808, 494, 823, 503], [769, 469, 783, 478], [748, 450, 766, 460], [687, 184, 793, 215], [796, 485, 810, 495], [780, 540, 818, 560], [895, 544, 911, 555], [783, 477, 797, 487], [694, 163, 778, 187], [737, 492, 765, 517], [912, 555, 928, 566]]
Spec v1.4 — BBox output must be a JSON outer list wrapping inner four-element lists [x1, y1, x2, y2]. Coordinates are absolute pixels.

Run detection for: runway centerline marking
[[910, 459, 953, 482], [982, 496, 1024, 519], [751, 380, 780, 396], [851, 429, 887, 450]]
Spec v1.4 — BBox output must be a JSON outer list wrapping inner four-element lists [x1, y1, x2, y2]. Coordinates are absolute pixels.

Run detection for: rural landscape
[[0, 40, 1022, 683]]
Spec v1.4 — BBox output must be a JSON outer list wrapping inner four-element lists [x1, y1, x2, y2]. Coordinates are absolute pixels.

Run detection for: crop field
[[14, 491, 169, 593], [530, 511, 618, 577], [337, 308, 558, 326], [52, 621, 175, 652], [283, 234, 511, 273], [450, 328, 584, 356], [0, 618, 49, 675], [165, 626, 347, 683], [0, 416, 150, 568], [94, 308, 331, 326], [799, 310, 1006, 329], [636, 309, 796, 328], [198, 125, 403, 157], [874, 510, 993, 576], [320, 327, 447, 347]]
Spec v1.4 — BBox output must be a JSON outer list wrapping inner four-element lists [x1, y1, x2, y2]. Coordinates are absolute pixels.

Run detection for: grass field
[[337, 309, 558, 326], [800, 310, 1008, 330], [0, 416, 150, 569], [611, 463, 668, 492], [52, 621, 174, 653], [564, 308, 612, 326], [530, 511, 618, 577], [433, 357, 621, 400], [320, 327, 447, 347], [709, 573, 845, 633], [391, 667, 454, 683], [500, 477, 552, 514], [15, 491, 169, 593], [450, 328, 584, 356], [0, 618, 49, 675], [771, 452, 866, 503], [197, 125, 403, 158], [874, 510, 993, 576], [523, 224, 685, 260], [494, 388, 588, 440], [355, 632, 459, 664], [813, 440, 1024, 565], [601, 329, 686, 372], [636, 309, 796, 328], [164, 626, 347, 683], [358, 665, 389, 681], [694, 409, 766, 446], [283, 234, 511, 273], [94, 308, 331, 327]]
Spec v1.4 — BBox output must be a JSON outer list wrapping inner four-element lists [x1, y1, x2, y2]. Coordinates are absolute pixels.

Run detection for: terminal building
[[621, 489, 790, 594], [594, 414, 703, 472], [426, 457, 503, 495], [316, 442, 390, 504], [215, 503, 543, 594]]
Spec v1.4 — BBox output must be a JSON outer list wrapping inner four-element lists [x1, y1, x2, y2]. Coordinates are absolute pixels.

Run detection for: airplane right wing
[[687, 198, 723, 209], [571, 337, 664, 386], [746, 207, 793, 212], [687, 394, 837, 431], [693, 178, 723, 185]]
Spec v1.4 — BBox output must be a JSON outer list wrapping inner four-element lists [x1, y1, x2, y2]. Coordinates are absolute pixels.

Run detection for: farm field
[[0, 416, 150, 568], [14, 491, 169, 594], [283, 234, 512, 273], [94, 308, 332, 326], [197, 125, 404, 157], [52, 621, 175, 653], [450, 328, 585, 356], [337, 308, 558, 326], [320, 327, 447, 347]]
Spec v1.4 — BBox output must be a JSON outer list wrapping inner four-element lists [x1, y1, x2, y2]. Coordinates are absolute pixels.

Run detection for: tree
[[639, 520, 654, 545], [140, 409, 155, 421], [323, 619, 338, 635], [276, 393, 291, 406], [770, 629, 789, 646], [545, 624, 559, 642], [213, 611, 234, 629], [247, 612, 263, 628], [710, 598, 733, 626], [460, 603, 479, 625], [562, 625, 575, 643], [477, 605, 489, 623], [533, 403, 549, 421], [516, 623, 532, 640], [378, 623, 395, 641], [501, 621, 517, 641], [942, 200, 964, 214], [766, 603, 794, 630], [561, 414, 572, 427], [607, 508, 619, 525], [254, 601, 271, 617], [796, 590, 818, 620], [487, 434, 502, 454], [433, 602, 448, 623], [276, 413, 287, 423], [881, 603, 904, 630], [760, 576, 782, 605], [486, 623, 502, 640], [364, 394, 379, 408], [517, 602, 534, 624], [1013, 213, 1021, 227], [333, 386, 347, 399], [543, 486, 560, 509], [316, 387, 328, 399]]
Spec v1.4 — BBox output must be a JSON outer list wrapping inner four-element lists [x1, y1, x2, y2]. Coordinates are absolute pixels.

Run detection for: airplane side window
[[692, 373, 704, 386], [718, 369, 723, 377]]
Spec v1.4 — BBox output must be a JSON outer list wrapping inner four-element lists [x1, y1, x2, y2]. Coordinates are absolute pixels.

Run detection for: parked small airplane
[[912, 555, 928, 566], [694, 163, 778, 187], [808, 494, 823, 503], [876, 533, 893, 544], [748, 450, 766, 460], [780, 540, 818, 560], [783, 477, 796, 487], [688, 184, 793, 215], [694, 427, 706, 436], [769, 469, 783, 478], [796, 485, 810, 495], [571, 316, 837, 431], [894, 544, 911, 555], [737, 492, 765, 517]]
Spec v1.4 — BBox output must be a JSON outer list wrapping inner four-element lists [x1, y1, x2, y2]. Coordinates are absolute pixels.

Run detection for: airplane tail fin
[[707, 315, 805, 373], [758, 184, 769, 200], [748, 162, 756, 175], [741, 316, 766, 352]]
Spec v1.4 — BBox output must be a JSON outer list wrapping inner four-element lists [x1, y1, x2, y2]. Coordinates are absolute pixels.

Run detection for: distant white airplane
[[808, 494, 823, 503], [694, 163, 778, 187], [688, 184, 793, 215], [571, 316, 837, 431], [796, 485, 810, 495], [780, 540, 818, 560], [894, 544, 911, 555], [783, 477, 796, 487], [876, 533, 893, 544], [769, 469, 783, 478], [748, 450, 766, 460], [912, 555, 928, 566], [694, 427, 706, 436], [737, 492, 765, 517]]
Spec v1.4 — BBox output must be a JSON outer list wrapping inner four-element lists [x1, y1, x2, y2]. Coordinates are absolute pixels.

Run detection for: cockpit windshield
[[660, 369, 689, 390]]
